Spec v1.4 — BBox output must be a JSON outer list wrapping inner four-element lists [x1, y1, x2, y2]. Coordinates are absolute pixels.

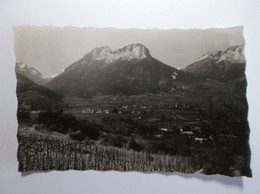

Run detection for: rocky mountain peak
[[87, 43, 150, 64], [47, 43, 180, 97], [184, 45, 246, 81], [217, 45, 245, 64], [90, 46, 112, 59], [16, 62, 52, 85], [119, 43, 150, 59], [197, 45, 245, 64]]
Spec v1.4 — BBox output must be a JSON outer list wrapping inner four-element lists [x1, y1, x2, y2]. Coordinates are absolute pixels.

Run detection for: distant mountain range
[[184, 45, 245, 81], [16, 62, 52, 86], [16, 73, 63, 110], [16, 44, 246, 98]]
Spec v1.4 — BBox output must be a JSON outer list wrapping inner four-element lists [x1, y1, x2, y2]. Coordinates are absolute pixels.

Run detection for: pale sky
[[14, 25, 244, 76]]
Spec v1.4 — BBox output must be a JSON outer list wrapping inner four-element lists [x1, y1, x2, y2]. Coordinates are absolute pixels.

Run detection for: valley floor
[[17, 93, 251, 176]]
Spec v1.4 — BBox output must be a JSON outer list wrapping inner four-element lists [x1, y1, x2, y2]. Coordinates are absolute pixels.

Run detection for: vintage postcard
[[15, 26, 251, 177]]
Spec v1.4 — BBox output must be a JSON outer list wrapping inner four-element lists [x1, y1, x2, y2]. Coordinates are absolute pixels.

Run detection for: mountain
[[184, 45, 246, 81], [16, 62, 52, 86], [47, 43, 187, 97], [16, 73, 63, 110]]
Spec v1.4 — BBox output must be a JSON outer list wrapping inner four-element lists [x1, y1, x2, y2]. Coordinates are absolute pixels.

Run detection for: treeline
[[17, 82, 62, 101], [18, 109, 192, 156], [19, 109, 143, 152], [16, 73, 64, 111], [37, 110, 101, 140], [198, 99, 251, 177]]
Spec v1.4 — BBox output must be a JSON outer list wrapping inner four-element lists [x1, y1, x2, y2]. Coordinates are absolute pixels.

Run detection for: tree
[[128, 138, 141, 151], [17, 109, 30, 123]]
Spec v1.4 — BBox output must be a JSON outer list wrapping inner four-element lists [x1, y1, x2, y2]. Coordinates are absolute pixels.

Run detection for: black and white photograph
[[15, 26, 251, 177]]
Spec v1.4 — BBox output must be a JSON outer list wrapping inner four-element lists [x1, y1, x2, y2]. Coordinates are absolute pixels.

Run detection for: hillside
[[184, 45, 246, 81], [47, 44, 191, 97], [16, 73, 63, 111], [16, 62, 52, 85]]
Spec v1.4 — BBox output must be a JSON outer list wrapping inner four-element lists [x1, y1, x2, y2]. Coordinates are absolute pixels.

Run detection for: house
[[21, 102, 31, 111], [82, 108, 93, 114], [103, 109, 109, 114], [30, 110, 40, 114], [194, 134, 208, 143], [172, 72, 178, 80], [194, 137, 208, 143], [161, 128, 168, 132], [181, 131, 194, 135], [175, 104, 183, 109], [96, 109, 102, 114], [141, 105, 147, 109]]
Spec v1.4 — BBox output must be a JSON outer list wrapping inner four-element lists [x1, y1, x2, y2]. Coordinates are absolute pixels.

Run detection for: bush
[[80, 122, 100, 140], [70, 130, 85, 141], [100, 134, 127, 148], [37, 109, 76, 134], [17, 109, 30, 123], [37, 110, 102, 140], [128, 138, 141, 151]]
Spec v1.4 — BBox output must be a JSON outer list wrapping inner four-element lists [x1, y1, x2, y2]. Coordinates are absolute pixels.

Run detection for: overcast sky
[[14, 25, 244, 76]]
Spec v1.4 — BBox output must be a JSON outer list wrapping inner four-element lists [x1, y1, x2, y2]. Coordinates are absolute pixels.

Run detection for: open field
[[62, 94, 205, 132]]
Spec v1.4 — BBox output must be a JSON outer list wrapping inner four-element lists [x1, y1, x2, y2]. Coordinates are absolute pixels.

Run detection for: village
[[60, 94, 211, 145]]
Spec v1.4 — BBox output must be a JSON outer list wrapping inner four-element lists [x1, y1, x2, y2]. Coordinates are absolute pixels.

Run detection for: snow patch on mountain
[[172, 72, 178, 80], [217, 46, 245, 64], [198, 51, 221, 61], [49, 72, 63, 79], [16, 62, 52, 84], [90, 46, 112, 62], [197, 45, 245, 64], [19, 63, 26, 69]]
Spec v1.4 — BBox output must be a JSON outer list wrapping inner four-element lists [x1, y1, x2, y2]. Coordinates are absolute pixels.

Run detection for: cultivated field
[[17, 126, 200, 173]]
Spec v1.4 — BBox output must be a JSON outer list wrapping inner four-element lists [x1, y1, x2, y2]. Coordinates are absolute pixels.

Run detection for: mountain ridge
[[46, 44, 246, 97], [47, 43, 184, 97], [184, 45, 246, 81], [16, 62, 52, 85], [16, 73, 63, 111]]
